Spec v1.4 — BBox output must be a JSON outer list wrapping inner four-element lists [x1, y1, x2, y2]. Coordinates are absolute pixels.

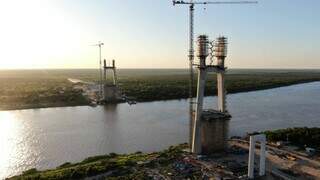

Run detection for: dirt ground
[[229, 140, 320, 179]]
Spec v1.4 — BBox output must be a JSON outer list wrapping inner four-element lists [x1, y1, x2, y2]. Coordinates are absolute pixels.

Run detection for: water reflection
[[0, 112, 18, 178], [0, 82, 320, 179], [0, 111, 42, 179]]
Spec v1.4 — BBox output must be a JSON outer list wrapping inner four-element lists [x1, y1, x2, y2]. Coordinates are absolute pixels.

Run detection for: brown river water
[[1, 82, 320, 179]]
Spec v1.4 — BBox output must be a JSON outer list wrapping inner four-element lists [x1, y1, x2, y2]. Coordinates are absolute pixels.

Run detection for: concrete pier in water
[[201, 110, 231, 154]]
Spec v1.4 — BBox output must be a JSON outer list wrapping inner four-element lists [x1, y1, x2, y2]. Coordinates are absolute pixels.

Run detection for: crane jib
[[173, 1, 258, 5]]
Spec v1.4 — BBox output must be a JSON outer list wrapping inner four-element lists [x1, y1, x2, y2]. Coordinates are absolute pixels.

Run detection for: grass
[[8, 144, 188, 180], [1, 69, 320, 110]]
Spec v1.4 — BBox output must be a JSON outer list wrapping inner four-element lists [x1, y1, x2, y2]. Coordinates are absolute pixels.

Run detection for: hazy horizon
[[1, 68, 320, 71], [0, 0, 319, 69]]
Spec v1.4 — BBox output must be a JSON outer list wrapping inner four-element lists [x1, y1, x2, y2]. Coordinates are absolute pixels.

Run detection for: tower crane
[[92, 41, 104, 101], [172, 0, 257, 148]]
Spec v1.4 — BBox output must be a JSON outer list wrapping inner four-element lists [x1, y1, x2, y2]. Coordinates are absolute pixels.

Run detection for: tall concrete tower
[[191, 35, 231, 155], [192, 35, 209, 154], [215, 36, 228, 113], [102, 59, 121, 103]]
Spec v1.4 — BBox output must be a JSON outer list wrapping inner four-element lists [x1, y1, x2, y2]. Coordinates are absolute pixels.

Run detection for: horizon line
[[1, 68, 320, 71]]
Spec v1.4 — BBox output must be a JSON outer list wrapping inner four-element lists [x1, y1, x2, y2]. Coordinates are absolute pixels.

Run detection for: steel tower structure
[[93, 42, 104, 101]]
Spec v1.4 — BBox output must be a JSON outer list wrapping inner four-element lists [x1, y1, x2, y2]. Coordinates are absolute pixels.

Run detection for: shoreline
[[1, 80, 319, 111], [8, 127, 320, 180]]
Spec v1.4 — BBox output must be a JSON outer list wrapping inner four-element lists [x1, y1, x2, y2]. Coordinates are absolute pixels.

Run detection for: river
[[1, 82, 320, 179]]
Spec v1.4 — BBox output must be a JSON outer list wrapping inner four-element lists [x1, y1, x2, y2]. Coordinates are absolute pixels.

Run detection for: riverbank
[[263, 127, 320, 149], [2, 82, 320, 179], [9, 128, 320, 180], [1, 69, 320, 111], [8, 144, 190, 180]]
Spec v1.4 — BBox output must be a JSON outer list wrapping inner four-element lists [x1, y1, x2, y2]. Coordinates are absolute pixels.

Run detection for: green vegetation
[[8, 127, 320, 179], [8, 144, 190, 180], [264, 127, 320, 148], [0, 70, 92, 110], [119, 70, 320, 101], [1, 69, 320, 110]]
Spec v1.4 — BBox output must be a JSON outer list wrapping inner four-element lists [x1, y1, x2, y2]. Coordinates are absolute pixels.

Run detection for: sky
[[0, 0, 319, 69]]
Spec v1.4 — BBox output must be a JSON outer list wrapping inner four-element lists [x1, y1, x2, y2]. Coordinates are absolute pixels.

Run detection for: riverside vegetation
[[264, 127, 320, 149], [9, 144, 191, 180], [9, 127, 320, 180], [1, 69, 320, 110]]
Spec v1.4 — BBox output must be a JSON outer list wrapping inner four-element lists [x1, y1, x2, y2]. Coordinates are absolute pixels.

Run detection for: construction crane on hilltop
[[172, 0, 258, 148]]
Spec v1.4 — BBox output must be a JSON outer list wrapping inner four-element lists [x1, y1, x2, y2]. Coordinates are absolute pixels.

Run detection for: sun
[[0, 0, 91, 69]]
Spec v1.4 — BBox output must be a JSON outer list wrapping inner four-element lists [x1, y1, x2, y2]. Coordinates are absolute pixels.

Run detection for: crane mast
[[172, 0, 257, 150], [188, 4, 195, 148], [93, 42, 104, 101]]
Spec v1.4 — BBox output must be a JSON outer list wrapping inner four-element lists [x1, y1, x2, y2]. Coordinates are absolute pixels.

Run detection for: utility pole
[[172, 0, 258, 150]]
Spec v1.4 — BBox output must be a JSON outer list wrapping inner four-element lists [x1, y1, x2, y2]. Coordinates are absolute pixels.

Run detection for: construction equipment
[[172, 0, 258, 150], [92, 41, 104, 101], [173, 0, 258, 5]]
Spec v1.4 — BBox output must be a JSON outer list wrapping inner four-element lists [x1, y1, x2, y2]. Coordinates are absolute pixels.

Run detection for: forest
[[1, 69, 320, 110]]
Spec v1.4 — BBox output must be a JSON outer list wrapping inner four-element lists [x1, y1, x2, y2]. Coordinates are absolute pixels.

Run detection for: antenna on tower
[[172, 0, 258, 150]]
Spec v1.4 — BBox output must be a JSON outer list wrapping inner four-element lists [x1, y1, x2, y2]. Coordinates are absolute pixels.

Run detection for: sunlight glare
[[0, 0, 91, 69], [0, 111, 20, 178]]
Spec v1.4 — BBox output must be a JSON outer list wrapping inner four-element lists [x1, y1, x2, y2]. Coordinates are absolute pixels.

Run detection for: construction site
[[5, 1, 320, 180], [61, 27, 320, 180], [57, 1, 320, 179]]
